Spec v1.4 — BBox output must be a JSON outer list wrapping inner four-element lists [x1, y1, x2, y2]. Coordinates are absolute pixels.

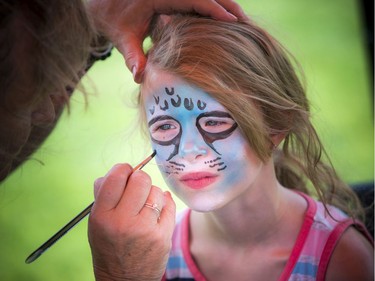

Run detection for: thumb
[[117, 33, 147, 83], [93, 177, 104, 200]]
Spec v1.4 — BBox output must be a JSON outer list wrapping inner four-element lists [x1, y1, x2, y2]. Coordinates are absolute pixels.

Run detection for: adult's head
[[0, 0, 93, 181]]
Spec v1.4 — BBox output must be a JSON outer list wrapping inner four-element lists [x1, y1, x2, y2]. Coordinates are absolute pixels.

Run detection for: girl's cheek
[[152, 143, 170, 162]]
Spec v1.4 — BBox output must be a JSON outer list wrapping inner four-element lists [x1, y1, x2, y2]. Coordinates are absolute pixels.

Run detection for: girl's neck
[[190, 162, 305, 246]]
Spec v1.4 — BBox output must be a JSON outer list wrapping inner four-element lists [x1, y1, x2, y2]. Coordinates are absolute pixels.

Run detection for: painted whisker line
[[169, 161, 185, 167], [204, 157, 221, 164], [217, 165, 227, 171], [165, 171, 179, 176], [157, 162, 178, 174], [25, 150, 156, 264], [166, 164, 184, 171], [209, 162, 225, 168]]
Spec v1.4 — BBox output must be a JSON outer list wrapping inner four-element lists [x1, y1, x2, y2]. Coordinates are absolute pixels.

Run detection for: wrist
[[93, 265, 162, 281]]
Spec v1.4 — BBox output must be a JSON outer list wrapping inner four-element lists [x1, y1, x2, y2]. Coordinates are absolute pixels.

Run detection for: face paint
[[143, 70, 263, 212]]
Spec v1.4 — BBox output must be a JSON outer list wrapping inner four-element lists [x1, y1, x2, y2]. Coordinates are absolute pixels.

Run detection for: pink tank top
[[163, 193, 372, 281]]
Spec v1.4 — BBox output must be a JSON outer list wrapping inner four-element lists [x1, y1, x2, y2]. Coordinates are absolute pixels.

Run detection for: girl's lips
[[179, 172, 218, 189]]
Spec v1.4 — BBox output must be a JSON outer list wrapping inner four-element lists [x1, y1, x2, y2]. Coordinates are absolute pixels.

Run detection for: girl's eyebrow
[[148, 111, 233, 127], [197, 111, 234, 119], [148, 115, 175, 127]]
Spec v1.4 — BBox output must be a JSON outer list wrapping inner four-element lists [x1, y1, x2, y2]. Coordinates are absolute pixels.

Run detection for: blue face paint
[[143, 70, 263, 212]]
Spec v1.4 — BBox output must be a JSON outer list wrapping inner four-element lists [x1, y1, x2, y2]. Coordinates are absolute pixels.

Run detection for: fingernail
[[226, 12, 238, 21], [164, 191, 172, 198], [132, 65, 137, 79], [132, 65, 143, 83]]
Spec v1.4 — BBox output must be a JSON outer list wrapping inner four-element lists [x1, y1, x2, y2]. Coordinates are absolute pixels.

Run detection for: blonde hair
[[139, 15, 364, 220]]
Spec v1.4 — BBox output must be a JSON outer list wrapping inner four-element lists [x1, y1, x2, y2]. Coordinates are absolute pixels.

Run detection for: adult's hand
[[87, 0, 247, 83], [88, 164, 176, 281]]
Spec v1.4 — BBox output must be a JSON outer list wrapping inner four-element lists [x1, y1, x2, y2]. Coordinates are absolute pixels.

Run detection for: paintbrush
[[25, 150, 156, 264]]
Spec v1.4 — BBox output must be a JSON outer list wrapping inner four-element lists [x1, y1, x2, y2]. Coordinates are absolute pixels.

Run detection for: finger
[[155, 0, 246, 22], [191, 0, 238, 21], [117, 33, 147, 83], [94, 163, 133, 212], [214, 0, 248, 21], [116, 170, 152, 216], [139, 185, 165, 223], [159, 191, 176, 235]]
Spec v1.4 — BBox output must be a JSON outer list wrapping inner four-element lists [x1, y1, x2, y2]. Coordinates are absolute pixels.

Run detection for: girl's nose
[[178, 129, 208, 162], [31, 95, 56, 127]]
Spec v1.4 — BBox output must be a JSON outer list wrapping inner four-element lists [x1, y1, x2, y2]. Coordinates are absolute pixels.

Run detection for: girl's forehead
[[144, 82, 213, 103], [142, 71, 226, 118], [144, 83, 226, 119]]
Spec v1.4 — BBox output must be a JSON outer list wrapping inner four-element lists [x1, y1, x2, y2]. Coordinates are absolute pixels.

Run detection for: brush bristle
[[151, 150, 157, 158]]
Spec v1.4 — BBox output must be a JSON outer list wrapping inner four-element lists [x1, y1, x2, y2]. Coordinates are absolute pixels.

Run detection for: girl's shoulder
[[296, 192, 373, 281], [325, 225, 374, 281]]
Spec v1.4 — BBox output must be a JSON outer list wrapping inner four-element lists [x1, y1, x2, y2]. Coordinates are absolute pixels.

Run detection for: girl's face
[[142, 70, 263, 212]]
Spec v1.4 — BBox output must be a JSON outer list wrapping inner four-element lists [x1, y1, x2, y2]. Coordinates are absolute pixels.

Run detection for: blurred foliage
[[0, 0, 373, 280]]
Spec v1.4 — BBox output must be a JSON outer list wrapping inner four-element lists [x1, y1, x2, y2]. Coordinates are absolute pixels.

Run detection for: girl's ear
[[159, 15, 172, 26], [270, 132, 286, 149], [151, 15, 171, 33]]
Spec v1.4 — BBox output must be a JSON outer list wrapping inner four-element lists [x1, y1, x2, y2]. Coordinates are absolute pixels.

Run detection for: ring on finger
[[143, 202, 161, 219]]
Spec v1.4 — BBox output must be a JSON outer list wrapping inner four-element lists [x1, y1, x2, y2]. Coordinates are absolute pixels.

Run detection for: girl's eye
[[205, 120, 225, 127], [157, 124, 176, 131], [148, 118, 181, 143], [199, 117, 236, 134]]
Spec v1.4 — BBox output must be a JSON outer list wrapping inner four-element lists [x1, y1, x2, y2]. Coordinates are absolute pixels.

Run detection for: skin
[[326, 227, 374, 281], [89, 165, 176, 281]]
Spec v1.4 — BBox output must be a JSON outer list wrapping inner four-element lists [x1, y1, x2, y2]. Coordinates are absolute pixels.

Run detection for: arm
[[87, 0, 247, 83], [88, 164, 176, 281], [325, 226, 374, 281]]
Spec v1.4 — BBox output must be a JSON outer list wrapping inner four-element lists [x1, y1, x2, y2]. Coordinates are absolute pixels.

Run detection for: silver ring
[[143, 202, 161, 219]]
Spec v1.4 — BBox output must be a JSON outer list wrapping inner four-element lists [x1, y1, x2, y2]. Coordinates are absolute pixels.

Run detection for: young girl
[[136, 15, 374, 281]]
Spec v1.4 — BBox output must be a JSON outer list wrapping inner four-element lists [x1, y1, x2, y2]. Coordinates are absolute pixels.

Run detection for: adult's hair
[[0, 0, 95, 107], [0, 0, 96, 180], [139, 14, 364, 220]]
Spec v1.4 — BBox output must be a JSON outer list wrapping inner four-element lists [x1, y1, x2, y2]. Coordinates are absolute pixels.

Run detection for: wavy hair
[[139, 14, 364, 220]]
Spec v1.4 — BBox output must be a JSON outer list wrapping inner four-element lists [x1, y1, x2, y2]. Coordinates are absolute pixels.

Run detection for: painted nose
[[178, 129, 208, 162]]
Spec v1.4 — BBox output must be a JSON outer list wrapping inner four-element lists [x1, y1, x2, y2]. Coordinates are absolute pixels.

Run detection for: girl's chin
[[179, 194, 228, 212], [188, 203, 225, 213]]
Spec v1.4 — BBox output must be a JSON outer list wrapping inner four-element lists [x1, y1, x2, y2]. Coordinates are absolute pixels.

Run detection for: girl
[[137, 15, 374, 281]]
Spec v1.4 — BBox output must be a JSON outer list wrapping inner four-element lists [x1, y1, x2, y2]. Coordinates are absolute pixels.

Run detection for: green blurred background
[[0, 0, 373, 280]]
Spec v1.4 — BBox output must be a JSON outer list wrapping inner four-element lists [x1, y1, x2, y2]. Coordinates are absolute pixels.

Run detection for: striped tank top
[[163, 192, 372, 281]]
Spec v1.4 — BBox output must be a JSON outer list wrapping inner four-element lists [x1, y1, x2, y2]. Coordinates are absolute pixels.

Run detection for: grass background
[[0, 0, 373, 280]]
